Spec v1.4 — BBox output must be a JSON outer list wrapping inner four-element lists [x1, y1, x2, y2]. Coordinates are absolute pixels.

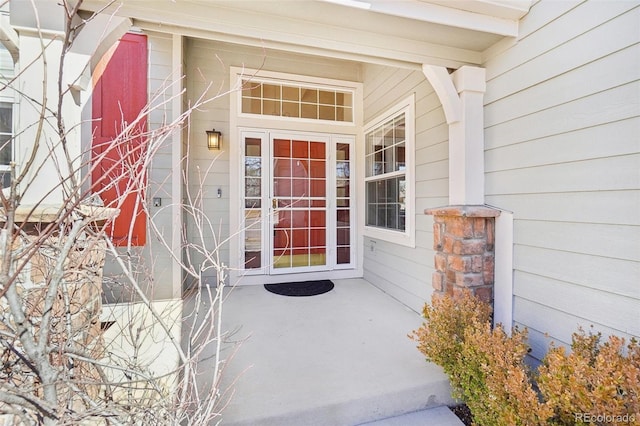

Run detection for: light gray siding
[[361, 64, 448, 312], [483, 1, 640, 360]]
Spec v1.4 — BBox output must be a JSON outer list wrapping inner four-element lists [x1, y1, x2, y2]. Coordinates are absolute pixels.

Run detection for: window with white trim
[[0, 101, 13, 188], [240, 77, 354, 123], [364, 95, 415, 247]]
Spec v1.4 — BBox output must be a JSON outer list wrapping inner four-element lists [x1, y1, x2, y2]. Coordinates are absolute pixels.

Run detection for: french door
[[241, 130, 353, 276]]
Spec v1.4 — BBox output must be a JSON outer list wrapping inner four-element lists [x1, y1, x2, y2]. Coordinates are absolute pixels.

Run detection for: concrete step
[[358, 406, 464, 426]]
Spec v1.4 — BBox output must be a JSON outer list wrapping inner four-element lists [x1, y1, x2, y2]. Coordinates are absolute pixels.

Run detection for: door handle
[[272, 198, 277, 209]]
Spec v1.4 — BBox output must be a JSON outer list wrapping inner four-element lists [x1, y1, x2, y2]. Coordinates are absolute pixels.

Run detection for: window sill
[[364, 226, 415, 248]]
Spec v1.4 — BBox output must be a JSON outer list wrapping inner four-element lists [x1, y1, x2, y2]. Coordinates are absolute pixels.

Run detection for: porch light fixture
[[206, 129, 222, 150]]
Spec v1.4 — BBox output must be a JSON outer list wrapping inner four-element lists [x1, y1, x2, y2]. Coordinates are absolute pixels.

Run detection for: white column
[[15, 29, 77, 206], [449, 66, 486, 205], [422, 64, 486, 205], [171, 34, 184, 298]]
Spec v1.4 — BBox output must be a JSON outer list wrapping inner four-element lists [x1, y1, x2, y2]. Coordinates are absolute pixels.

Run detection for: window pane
[[319, 105, 335, 120], [242, 80, 261, 98], [282, 86, 300, 101], [395, 142, 405, 171], [301, 88, 318, 103], [319, 90, 335, 105], [242, 97, 261, 114], [336, 162, 349, 179], [245, 157, 261, 177], [282, 101, 300, 118], [245, 138, 261, 156], [0, 135, 11, 165], [245, 177, 261, 197], [263, 83, 280, 100], [0, 103, 12, 133], [301, 103, 317, 119], [395, 116, 405, 140], [263, 99, 280, 116], [336, 143, 349, 161]]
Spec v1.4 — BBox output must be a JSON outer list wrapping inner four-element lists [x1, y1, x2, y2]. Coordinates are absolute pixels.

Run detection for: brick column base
[[426, 205, 501, 304]]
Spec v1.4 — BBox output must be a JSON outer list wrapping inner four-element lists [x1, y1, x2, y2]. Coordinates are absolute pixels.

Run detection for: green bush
[[410, 291, 640, 426]]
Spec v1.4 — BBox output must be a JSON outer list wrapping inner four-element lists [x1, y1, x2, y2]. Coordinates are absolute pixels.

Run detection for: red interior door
[[272, 138, 327, 270], [92, 33, 148, 246]]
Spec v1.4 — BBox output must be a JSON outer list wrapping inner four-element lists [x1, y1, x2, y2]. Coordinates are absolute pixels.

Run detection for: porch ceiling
[[80, 0, 532, 69]]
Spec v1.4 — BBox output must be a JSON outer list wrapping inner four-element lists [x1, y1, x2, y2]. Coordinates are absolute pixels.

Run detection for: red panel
[[92, 33, 148, 247], [292, 178, 309, 197], [310, 229, 326, 247], [275, 210, 291, 228], [273, 158, 291, 177], [310, 210, 326, 227], [292, 229, 309, 248], [292, 159, 309, 177], [273, 139, 291, 157], [292, 140, 309, 158], [274, 178, 292, 197], [274, 230, 290, 249], [309, 142, 325, 159], [291, 210, 309, 228], [310, 179, 326, 197], [310, 160, 325, 178]]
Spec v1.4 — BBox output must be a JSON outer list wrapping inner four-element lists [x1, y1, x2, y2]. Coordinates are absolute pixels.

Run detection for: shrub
[[411, 292, 639, 426], [410, 291, 551, 425], [409, 291, 491, 379], [538, 330, 640, 426], [459, 322, 552, 425]]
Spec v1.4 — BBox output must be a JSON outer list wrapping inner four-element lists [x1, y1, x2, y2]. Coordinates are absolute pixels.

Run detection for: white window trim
[[234, 67, 357, 127], [362, 94, 415, 248]]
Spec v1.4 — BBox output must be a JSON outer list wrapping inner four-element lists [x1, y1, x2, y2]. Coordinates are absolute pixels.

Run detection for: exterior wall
[[361, 64, 448, 312], [101, 31, 178, 302], [146, 31, 178, 299], [483, 1, 640, 360], [184, 39, 361, 284]]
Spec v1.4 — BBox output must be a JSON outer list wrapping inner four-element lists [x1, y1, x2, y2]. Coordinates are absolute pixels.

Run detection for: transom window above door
[[240, 78, 354, 123]]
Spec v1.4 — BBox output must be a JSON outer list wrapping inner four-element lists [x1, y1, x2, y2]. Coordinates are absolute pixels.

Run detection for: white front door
[[240, 129, 354, 278]]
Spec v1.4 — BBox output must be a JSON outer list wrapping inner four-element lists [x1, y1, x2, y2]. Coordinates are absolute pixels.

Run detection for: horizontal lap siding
[[147, 33, 178, 300], [362, 63, 447, 312], [484, 2, 640, 359], [185, 39, 361, 275]]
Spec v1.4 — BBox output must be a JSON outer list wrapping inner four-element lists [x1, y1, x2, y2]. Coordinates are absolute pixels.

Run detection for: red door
[[272, 137, 327, 271], [92, 33, 148, 246]]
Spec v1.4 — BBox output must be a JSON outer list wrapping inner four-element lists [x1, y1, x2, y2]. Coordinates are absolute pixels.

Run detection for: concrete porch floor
[[210, 278, 458, 425]]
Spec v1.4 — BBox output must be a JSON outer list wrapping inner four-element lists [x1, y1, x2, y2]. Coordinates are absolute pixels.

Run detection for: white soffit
[[79, 0, 532, 69]]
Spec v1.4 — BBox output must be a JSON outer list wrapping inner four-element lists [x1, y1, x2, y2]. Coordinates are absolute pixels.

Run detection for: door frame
[[236, 128, 358, 284], [228, 68, 364, 286]]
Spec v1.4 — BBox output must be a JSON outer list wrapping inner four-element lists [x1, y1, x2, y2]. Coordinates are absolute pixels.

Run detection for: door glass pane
[[244, 136, 263, 270], [244, 209, 261, 269]]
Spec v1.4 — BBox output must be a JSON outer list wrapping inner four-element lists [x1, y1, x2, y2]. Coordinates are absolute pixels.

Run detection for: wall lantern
[[206, 129, 222, 150]]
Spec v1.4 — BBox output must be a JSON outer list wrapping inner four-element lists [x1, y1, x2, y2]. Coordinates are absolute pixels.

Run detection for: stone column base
[[426, 205, 501, 304]]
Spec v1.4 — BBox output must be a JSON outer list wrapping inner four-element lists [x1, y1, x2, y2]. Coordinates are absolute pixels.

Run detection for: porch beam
[[362, 0, 520, 37]]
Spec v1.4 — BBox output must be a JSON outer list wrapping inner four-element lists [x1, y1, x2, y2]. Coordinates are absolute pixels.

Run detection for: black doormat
[[264, 280, 334, 297]]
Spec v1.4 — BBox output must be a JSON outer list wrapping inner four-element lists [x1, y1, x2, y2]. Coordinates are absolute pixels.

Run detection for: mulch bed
[[450, 404, 473, 425]]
